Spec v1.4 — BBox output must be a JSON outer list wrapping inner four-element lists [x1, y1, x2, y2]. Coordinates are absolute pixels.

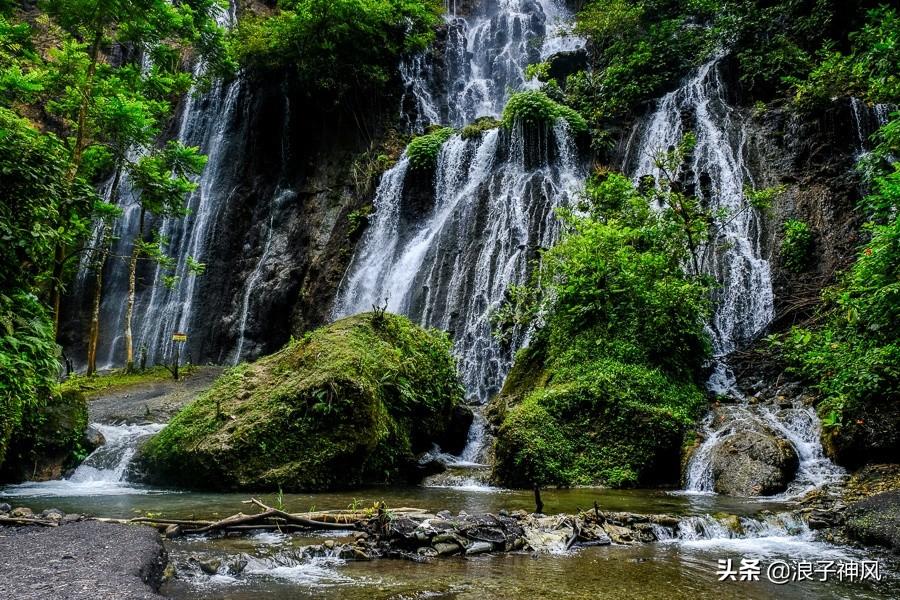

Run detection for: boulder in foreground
[[137, 313, 466, 491]]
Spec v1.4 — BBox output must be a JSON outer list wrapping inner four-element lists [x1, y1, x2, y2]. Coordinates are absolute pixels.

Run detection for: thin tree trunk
[[124, 207, 145, 373], [51, 244, 65, 338], [68, 27, 104, 181], [87, 225, 109, 376], [53, 26, 104, 338]]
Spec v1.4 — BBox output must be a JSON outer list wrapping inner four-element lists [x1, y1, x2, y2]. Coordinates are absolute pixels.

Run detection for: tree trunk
[[124, 207, 145, 373], [87, 225, 109, 376], [68, 27, 104, 182], [51, 244, 65, 338], [53, 26, 104, 338]]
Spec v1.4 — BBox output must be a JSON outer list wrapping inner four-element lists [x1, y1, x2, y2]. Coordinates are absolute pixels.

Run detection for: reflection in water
[[0, 485, 792, 521]]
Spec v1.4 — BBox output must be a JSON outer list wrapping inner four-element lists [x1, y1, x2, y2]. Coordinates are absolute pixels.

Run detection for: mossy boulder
[[136, 313, 466, 491], [490, 343, 706, 489]]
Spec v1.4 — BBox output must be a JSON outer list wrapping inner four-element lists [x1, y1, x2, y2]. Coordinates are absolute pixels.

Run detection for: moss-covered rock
[[501, 90, 588, 135], [844, 490, 900, 552], [491, 342, 706, 489], [137, 313, 465, 491], [406, 127, 455, 170]]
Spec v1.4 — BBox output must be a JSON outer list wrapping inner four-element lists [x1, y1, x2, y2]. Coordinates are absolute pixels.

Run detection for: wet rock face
[[710, 431, 799, 496]]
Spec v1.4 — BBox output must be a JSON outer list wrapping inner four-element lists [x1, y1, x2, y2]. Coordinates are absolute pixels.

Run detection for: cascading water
[[0, 423, 165, 497], [333, 0, 585, 465], [626, 59, 843, 497]]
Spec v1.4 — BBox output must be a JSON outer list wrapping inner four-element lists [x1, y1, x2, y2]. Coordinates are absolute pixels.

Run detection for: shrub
[[780, 218, 814, 273], [501, 90, 588, 134], [231, 0, 442, 98], [491, 172, 711, 488], [406, 127, 454, 170], [460, 116, 500, 140]]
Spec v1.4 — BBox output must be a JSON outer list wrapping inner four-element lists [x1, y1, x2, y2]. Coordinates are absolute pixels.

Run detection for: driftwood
[[97, 498, 428, 537], [0, 516, 58, 527]]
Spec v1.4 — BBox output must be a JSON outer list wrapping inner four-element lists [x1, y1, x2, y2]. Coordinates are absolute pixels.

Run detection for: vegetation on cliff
[[138, 312, 465, 491], [231, 0, 442, 97], [0, 0, 228, 469], [781, 116, 900, 467], [490, 169, 712, 488]]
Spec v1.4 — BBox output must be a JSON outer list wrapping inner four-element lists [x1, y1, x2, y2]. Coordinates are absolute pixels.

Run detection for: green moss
[[501, 90, 588, 135], [492, 354, 706, 488], [460, 117, 500, 140], [138, 313, 464, 491], [406, 127, 455, 170]]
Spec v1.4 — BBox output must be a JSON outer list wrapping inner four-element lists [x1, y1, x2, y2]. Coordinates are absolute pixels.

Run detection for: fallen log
[[0, 517, 58, 527]]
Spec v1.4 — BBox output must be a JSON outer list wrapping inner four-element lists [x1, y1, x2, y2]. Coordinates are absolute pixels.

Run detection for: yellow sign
[[172, 333, 188, 342]]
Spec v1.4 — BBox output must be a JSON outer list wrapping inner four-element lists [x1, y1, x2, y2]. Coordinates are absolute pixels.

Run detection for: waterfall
[[334, 1, 585, 462], [626, 59, 844, 497], [75, 3, 243, 370], [628, 58, 773, 376]]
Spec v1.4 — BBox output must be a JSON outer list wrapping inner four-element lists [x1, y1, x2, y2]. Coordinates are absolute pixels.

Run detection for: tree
[[37, 0, 229, 335], [122, 141, 207, 372]]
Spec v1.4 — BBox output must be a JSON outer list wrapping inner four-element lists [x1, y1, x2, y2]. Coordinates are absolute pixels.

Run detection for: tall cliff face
[[60, 74, 396, 368]]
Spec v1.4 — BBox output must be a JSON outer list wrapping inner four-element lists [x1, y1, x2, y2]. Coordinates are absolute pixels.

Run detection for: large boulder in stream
[[136, 313, 468, 491], [709, 431, 799, 496]]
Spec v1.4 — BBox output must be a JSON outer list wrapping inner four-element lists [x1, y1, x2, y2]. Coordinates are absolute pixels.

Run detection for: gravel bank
[[0, 521, 166, 599]]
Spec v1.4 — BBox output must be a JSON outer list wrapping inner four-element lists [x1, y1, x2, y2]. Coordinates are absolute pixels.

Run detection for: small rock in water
[[465, 541, 493, 555], [0, 503, 11, 514], [198, 558, 221, 575], [227, 559, 248, 575], [84, 425, 106, 448], [352, 548, 370, 560], [436, 510, 453, 520], [323, 539, 336, 549], [164, 524, 181, 538], [10, 507, 33, 518], [41, 508, 65, 521], [433, 541, 461, 556], [417, 546, 438, 558], [353, 532, 369, 542]]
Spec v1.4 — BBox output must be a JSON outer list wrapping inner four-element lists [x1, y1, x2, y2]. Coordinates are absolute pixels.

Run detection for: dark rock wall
[[61, 74, 396, 366]]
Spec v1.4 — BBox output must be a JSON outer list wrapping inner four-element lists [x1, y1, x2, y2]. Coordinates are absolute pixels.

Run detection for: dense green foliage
[[231, 0, 441, 97], [502, 90, 588, 135], [780, 218, 814, 273], [0, 0, 225, 472], [0, 292, 59, 464], [569, 0, 716, 125], [789, 7, 900, 108], [406, 126, 454, 170], [563, 1, 897, 152], [139, 313, 465, 491], [491, 172, 712, 488]]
